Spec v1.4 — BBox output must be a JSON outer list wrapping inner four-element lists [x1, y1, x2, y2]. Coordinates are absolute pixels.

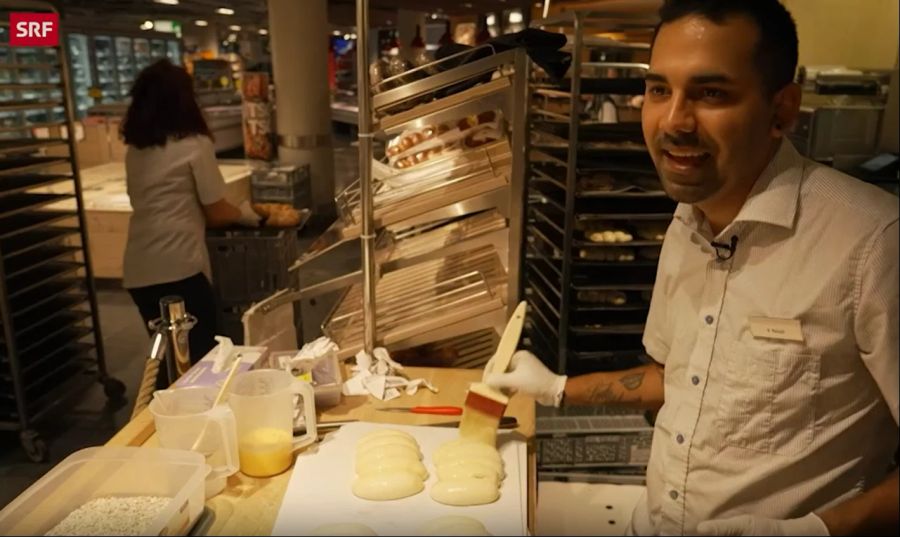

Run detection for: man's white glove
[[696, 513, 829, 536], [483, 350, 567, 407], [237, 200, 262, 227]]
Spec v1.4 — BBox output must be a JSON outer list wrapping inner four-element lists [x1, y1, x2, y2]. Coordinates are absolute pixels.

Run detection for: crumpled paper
[[342, 347, 438, 401]]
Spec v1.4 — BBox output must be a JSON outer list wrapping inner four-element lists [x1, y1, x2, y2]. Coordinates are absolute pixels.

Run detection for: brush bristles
[[458, 382, 509, 445]]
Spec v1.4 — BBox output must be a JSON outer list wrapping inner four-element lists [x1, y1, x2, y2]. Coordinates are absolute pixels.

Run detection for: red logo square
[[9, 13, 59, 47]]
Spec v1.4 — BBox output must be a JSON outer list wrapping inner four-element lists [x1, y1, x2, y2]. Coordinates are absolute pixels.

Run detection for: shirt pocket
[[715, 340, 820, 456]]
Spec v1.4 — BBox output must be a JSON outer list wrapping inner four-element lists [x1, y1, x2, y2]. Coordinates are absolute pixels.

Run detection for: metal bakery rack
[[0, 0, 124, 462], [245, 44, 530, 365], [523, 6, 671, 378]]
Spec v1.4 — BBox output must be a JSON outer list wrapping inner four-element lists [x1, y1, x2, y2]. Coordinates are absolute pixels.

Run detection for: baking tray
[[0, 225, 79, 258], [0, 138, 67, 156], [6, 260, 83, 298], [0, 353, 92, 401], [9, 310, 92, 350], [0, 342, 94, 388], [531, 119, 644, 144], [0, 211, 78, 240], [523, 317, 559, 364], [4, 325, 93, 362], [0, 156, 69, 175], [0, 173, 72, 197], [9, 278, 84, 317], [4, 244, 81, 277], [0, 193, 73, 218], [11, 295, 89, 338], [569, 329, 644, 353]]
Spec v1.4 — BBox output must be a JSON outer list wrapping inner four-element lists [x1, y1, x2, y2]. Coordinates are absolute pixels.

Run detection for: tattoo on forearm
[[587, 382, 623, 404], [620, 372, 645, 391]]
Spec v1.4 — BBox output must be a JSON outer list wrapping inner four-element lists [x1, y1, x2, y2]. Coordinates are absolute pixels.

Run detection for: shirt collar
[[673, 138, 804, 233]]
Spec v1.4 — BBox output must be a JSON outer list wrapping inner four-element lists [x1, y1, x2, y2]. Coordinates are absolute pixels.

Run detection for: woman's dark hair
[[121, 59, 212, 149], [651, 0, 799, 96]]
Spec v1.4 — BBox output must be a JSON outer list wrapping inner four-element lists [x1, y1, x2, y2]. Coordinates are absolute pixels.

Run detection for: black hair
[[651, 0, 799, 96], [121, 59, 212, 149]]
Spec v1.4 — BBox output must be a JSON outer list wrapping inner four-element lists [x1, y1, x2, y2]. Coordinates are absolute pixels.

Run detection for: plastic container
[[0, 446, 207, 536], [250, 164, 311, 209], [269, 349, 342, 409]]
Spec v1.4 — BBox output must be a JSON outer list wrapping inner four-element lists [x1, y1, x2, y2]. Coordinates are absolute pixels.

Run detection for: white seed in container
[[44, 495, 170, 536]]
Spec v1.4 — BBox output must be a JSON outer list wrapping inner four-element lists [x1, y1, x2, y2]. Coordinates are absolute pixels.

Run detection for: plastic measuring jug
[[148, 386, 239, 497], [228, 369, 318, 477]]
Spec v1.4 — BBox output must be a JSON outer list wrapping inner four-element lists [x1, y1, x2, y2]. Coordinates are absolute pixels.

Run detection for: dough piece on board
[[355, 457, 429, 481], [419, 516, 492, 536], [311, 523, 378, 536], [429, 477, 500, 506], [355, 443, 422, 467], [352, 470, 424, 501], [435, 458, 504, 481]]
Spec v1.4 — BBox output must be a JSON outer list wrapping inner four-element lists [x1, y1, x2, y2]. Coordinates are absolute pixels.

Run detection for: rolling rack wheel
[[102, 376, 127, 401], [20, 429, 48, 463]]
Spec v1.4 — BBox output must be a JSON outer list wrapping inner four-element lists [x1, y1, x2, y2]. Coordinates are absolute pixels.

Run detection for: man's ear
[[771, 82, 802, 137]]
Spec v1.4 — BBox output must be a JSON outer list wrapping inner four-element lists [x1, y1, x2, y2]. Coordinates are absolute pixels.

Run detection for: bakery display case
[[65, 34, 92, 118], [113, 36, 134, 100], [0, 0, 125, 463]]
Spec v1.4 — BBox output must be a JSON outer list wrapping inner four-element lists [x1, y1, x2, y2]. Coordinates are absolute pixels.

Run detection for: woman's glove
[[483, 350, 567, 407], [237, 200, 262, 227]]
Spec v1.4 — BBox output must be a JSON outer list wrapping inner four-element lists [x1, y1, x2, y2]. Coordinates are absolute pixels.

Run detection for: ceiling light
[[195, 19, 208, 26], [486, 14, 496, 26], [154, 0, 179, 5], [509, 11, 524, 24], [343, 33, 351, 40], [216, 7, 234, 15], [140, 20, 154, 30], [430, 13, 438, 19], [227, 33, 237, 42], [462, 2, 472, 7], [229, 25, 241, 31], [349, 33, 357, 39], [332, 30, 341, 36], [258, 28, 268, 35]]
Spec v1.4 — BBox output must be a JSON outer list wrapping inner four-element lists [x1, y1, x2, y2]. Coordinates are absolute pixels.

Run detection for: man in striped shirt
[[487, 0, 898, 534]]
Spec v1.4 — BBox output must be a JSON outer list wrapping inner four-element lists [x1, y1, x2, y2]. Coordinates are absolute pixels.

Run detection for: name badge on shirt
[[748, 317, 804, 342]]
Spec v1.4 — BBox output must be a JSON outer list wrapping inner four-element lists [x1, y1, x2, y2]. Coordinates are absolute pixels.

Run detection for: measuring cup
[[228, 369, 318, 477], [148, 386, 239, 497]]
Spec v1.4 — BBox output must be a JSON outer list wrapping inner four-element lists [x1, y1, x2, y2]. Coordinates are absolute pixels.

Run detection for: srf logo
[[9, 13, 59, 47]]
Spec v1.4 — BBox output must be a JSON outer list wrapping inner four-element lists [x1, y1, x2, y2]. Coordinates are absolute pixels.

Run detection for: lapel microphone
[[710, 235, 739, 261]]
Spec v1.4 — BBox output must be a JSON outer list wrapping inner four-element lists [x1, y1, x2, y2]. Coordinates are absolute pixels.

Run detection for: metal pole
[[356, 0, 377, 355]]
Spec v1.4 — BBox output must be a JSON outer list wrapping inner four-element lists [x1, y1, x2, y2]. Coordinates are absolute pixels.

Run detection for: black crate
[[206, 227, 299, 307], [250, 164, 311, 209]]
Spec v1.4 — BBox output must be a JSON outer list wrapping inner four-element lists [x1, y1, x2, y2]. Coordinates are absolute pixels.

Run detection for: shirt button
[[704, 315, 714, 325], [669, 490, 679, 500], [691, 375, 700, 386], [676, 433, 684, 444]]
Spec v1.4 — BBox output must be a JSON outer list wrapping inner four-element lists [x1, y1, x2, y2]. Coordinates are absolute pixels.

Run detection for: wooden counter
[[106, 366, 536, 536]]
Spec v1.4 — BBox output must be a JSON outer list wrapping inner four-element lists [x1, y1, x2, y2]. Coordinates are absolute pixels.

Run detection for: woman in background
[[121, 59, 259, 387]]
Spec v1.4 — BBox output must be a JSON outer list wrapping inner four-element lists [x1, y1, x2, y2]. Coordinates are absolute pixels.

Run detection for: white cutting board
[[271, 422, 528, 536]]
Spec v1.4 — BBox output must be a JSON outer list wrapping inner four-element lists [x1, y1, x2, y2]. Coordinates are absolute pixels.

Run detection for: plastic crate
[[250, 164, 311, 209], [216, 305, 248, 344], [206, 227, 299, 307]]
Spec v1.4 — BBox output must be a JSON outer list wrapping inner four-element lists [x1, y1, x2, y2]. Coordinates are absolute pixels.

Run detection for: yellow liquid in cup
[[239, 428, 293, 477]]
